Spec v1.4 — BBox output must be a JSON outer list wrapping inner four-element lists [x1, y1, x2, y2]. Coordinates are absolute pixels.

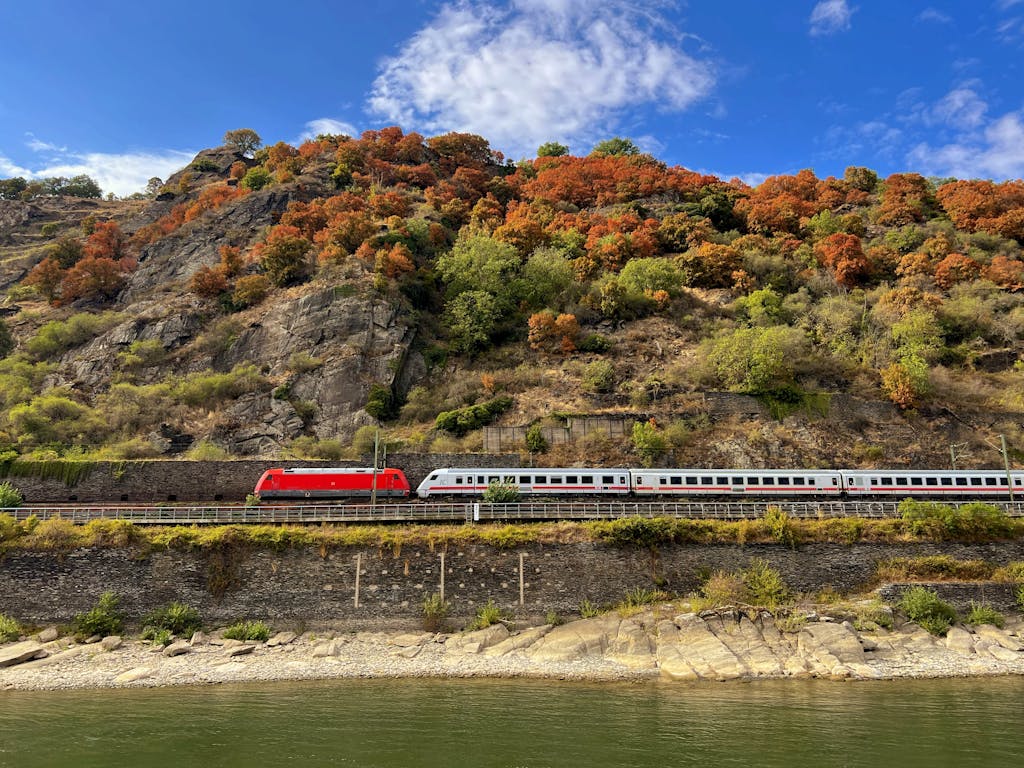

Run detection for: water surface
[[2, 677, 1022, 767]]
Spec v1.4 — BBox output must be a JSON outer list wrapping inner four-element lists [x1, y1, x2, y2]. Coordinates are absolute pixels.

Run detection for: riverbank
[[3, 607, 1023, 691]]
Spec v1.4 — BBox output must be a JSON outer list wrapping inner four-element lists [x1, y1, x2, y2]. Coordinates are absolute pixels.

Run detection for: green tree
[[60, 175, 103, 198], [537, 141, 569, 157], [631, 420, 667, 467], [617, 257, 685, 297], [259, 226, 311, 286], [704, 326, 808, 392], [445, 290, 500, 355], [519, 246, 576, 310], [47, 236, 84, 268], [0, 177, 28, 200], [223, 128, 262, 156], [590, 137, 641, 157], [241, 166, 272, 191], [0, 318, 13, 359], [436, 233, 521, 299]]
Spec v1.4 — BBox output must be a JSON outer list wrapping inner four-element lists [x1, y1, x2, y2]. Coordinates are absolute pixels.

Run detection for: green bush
[[141, 602, 202, 637], [578, 599, 602, 618], [26, 312, 123, 360], [365, 383, 397, 421], [742, 559, 790, 609], [141, 627, 174, 647], [763, 506, 799, 547], [434, 395, 513, 436], [622, 586, 668, 607], [701, 571, 750, 606], [899, 500, 1013, 540], [577, 333, 612, 353], [73, 591, 124, 638], [222, 620, 270, 642], [899, 586, 957, 636], [240, 166, 272, 191], [468, 599, 508, 630], [482, 481, 520, 502], [524, 424, 548, 454], [0, 612, 20, 642], [422, 593, 449, 632], [630, 421, 666, 467], [581, 360, 615, 393], [964, 601, 1004, 629], [590, 517, 678, 548], [0, 480, 23, 508], [191, 157, 219, 172]]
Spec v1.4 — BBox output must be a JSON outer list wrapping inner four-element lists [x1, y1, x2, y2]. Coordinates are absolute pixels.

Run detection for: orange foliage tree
[[935, 179, 1024, 241], [83, 221, 126, 260], [23, 257, 65, 301], [932, 253, 982, 289], [527, 311, 580, 353], [876, 173, 936, 226], [814, 233, 869, 288], [61, 256, 134, 302], [734, 170, 826, 234]]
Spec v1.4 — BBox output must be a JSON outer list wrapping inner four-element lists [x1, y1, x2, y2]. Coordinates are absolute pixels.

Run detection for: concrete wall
[[0, 454, 520, 504], [3, 539, 1022, 627]]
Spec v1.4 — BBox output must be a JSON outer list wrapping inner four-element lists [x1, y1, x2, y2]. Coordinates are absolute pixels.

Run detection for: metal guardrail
[[1, 499, 1023, 525]]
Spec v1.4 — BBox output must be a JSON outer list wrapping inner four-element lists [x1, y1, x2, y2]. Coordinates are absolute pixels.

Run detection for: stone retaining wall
[[3, 540, 1022, 625], [0, 454, 520, 503]]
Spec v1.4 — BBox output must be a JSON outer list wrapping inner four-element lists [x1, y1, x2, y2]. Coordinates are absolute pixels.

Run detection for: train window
[[911, 478, 923, 486], [881, 477, 893, 486], [1016, 478, 1023, 487], [488, 476, 499, 483], [671, 477, 682, 485], [971, 477, 983, 486], [535, 475, 547, 484], [792, 477, 804, 486], [551, 477, 562, 484], [519, 476, 530, 484], [566, 475, 578, 484], [748, 476, 759, 485], [732, 476, 744, 485], [602, 475, 614, 484], [686, 476, 698, 485], [717, 476, 729, 485], [998, 477, 1008, 486], [582, 475, 593, 484], [926, 478, 938, 486], [778, 477, 790, 485], [659, 477, 668, 486], [428, 473, 439, 481], [895, 478, 908, 486], [986, 477, 998, 486], [455, 477, 463, 485], [941, 477, 952, 486], [702, 477, 713, 485], [764, 477, 775, 485]]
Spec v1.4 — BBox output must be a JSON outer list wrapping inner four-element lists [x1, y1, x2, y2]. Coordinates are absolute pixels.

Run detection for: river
[[2, 677, 1022, 767]]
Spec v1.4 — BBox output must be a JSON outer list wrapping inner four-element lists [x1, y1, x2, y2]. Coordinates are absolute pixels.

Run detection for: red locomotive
[[253, 467, 411, 500]]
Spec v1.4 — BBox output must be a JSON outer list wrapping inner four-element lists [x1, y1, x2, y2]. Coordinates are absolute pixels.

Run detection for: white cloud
[[0, 146, 194, 197], [908, 110, 1024, 179], [367, 0, 715, 158], [297, 118, 358, 143], [809, 0, 854, 36], [917, 8, 952, 24], [25, 133, 67, 153], [997, 0, 1024, 10], [930, 86, 988, 129]]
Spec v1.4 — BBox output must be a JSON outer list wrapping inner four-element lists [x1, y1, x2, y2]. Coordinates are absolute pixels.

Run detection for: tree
[[223, 128, 262, 156], [257, 225, 312, 286], [436, 233, 521, 300], [590, 137, 641, 157], [0, 317, 13, 358], [61, 256, 132, 303], [537, 141, 569, 157], [631, 420, 667, 467], [814, 233, 869, 288], [61, 175, 102, 198], [445, 290, 499, 355], [83, 221, 126, 260], [0, 177, 28, 200], [145, 177, 164, 196], [240, 166, 272, 191], [22, 257, 65, 301]]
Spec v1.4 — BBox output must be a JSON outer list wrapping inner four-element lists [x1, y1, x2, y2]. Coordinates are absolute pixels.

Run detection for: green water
[[2, 677, 1023, 767]]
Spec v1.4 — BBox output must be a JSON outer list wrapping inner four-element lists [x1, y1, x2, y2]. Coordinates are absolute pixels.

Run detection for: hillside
[[0, 129, 1022, 469]]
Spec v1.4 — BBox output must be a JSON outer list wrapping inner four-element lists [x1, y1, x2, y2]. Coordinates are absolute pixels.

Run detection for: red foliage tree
[[984, 255, 1024, 290], [935, 179, 1024, 241], [933, 253, 982, 289], [876, 173, 936, 226], [61, 256, 133, 302], [23, 257, 65, 302], [733, 170, 826, 234], [83, 221, 126, 260], [814, 233, 869, 288]]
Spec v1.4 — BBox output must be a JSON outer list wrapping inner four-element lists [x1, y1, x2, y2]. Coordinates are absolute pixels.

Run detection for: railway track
[[3, 499, 1024, 525]]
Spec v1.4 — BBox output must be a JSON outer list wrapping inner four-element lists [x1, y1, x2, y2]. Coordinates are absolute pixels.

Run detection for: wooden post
[[440, 551, 445, 602], [354, 552, 361, 608], [519, 552, 525, 607]]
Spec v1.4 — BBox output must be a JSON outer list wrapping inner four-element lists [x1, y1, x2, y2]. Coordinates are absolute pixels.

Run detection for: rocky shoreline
[[3, 606, 1024, 691]]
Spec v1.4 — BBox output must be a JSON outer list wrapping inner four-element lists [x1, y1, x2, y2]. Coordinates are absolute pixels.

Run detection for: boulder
[[226, 644, 255, 658], [101, 636, 123, 652], [483, 625, 552, 657], [190, 631, 207, 646], [0, 640, 47, 667], [445, 624, 510, 655], [114, 666, 154, 684], [390, 632, 432, 648], [266, 631, 297, 648], [944, 627, 976, 656], [312, 640, 343, 658], [163, 641, 191, 657], [37, 627, 59, 643], [973, 625, 1023, 652]]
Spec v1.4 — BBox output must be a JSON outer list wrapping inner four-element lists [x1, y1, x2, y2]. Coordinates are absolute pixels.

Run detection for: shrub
[[581, 360, 615, 393], [589, 517, 678, 548], [0, 612, 20, 642], [365, 383, 397, 421], [579, 599, 602, 618], [141, 602, 202, 637], [482, 481, 520, 502], [468, 599, 508, 630], [701, 571, 750, 606], [899, 500, 1013, 540], [73, 591, 124, 638], [231, 275, 271, 308], [240, 166, 272, 191], [964, 601, 1004, 629], [630, 420, 666, 467], [222, 620, 270, 642], [185, 440, 231, 461], [422, 593, 449, 632], [26, 312, 123, 360], [762, 506, 798, 547], [577, 333, 612, 353], [434, 396, 513, 436], [0, 480, 23, 507], [622, 586, 668, 607], [524, 424, 548, 454], [142, 627, 174, 647], [742, 559, 790, 609], [898, 586, 957, 636]]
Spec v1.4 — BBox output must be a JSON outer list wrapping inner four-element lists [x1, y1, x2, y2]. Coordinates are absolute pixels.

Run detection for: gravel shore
[[3, 610, 1024, 692]]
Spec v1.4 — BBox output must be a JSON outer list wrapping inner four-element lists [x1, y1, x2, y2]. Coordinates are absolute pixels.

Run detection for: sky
[[1, 0, 1023, 196]]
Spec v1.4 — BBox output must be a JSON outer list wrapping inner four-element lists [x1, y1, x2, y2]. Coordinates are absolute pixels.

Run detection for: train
[[254, 466, 1024, 501]]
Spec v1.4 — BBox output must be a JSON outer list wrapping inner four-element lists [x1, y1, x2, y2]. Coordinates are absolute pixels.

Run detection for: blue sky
[[1, 0, 1023, 196]]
